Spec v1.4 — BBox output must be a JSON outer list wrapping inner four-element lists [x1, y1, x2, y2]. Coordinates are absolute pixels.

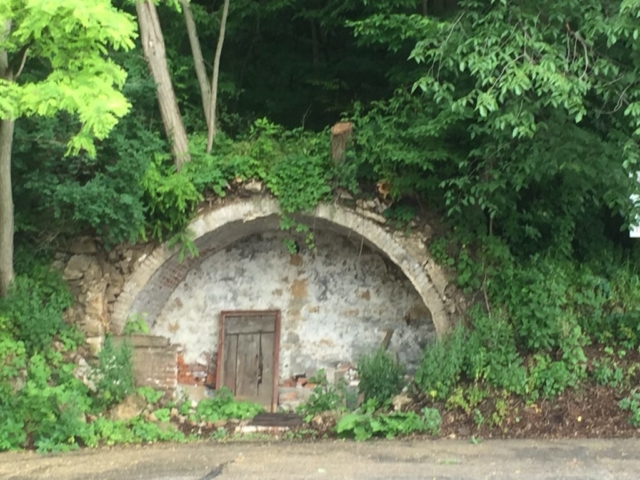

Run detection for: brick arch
[[110, 196, 455, 336]]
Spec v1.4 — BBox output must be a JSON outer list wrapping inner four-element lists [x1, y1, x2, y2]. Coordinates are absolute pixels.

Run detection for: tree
[[180, 0, 211, 128], [136, 0, 191, 169], [347, 0, 640, 252], [0, 0, 137, 297], [206, 0, 230, 152]]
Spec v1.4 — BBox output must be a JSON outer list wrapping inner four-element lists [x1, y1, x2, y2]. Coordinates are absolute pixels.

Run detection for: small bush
[[123, 314, 150, 335], [357, 348, 405, 407], [194, 387, 263, 422], [414, 326, 466, 400], [335, 407, 441, 441], [296, 370, 347, 421], [619, 390, 640, 427], [0, 274, 72, 355], [90, 336, 135, 410]]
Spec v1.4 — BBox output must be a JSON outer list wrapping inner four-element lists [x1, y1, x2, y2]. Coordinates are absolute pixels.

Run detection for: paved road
[[1, 439, 639, 480]]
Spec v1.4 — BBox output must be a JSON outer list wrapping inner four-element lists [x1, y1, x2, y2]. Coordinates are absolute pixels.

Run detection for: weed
[[296, 370, 347, 422], [357, 348, 405, 407], [619, 390, 640, 427]]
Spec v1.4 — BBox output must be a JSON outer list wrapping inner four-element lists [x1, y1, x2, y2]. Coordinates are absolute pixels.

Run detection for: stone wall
[[152, 230, 435, 391], [55, 238, 155, 355], [55, 193, 466, 406], [111, 335, 178, 393]]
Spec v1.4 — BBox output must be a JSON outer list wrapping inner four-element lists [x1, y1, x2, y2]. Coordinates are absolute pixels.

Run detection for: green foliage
[[445, 386, 488, 415], [193, 388, 263, 423], [415, 326, 467, 400], [349, 0, 640, 251], [141, 154, 203, 241], [0, 273, 73, 355], [357, 348, 405, 407], [123, 314, 150, 335], [90, 337, 134, 411], [137, 386, 164, 406], [296, 370, 348, 422], [383, 203, 417, 231], [0, 0, 137, 155], [592, 357, 625, 390], [265, 152, 333, 214], [335, 407, 441, 441], [619, 390, 640, 427]]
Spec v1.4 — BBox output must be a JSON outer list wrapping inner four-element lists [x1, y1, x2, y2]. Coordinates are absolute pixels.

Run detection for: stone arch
[[111, 196, 455, 336]]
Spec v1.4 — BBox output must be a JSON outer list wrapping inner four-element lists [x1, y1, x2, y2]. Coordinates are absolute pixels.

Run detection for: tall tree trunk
[[0, 118, 15, 298], [206, 0, 230, 153], [0, 21, 14, 297], [180, 0, 212, 129], [136, 0, 190, 170]]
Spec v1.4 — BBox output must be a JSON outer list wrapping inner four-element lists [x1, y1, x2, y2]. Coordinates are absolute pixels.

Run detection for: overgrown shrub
[[296, 369, 348, 421], [414, 326, 467, 400], [90, 336, 135, 411], [335, 407, 441, 441], [464, 309, 527, 395], [357, 348, 405, 407], [0, 273, 72, 355], [194, 387, 263, 423]]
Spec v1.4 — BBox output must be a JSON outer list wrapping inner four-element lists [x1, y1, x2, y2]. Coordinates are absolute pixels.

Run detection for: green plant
[[90, 336, 135, 410], [335, 407, 441, 441], [527, 354, 572, 399], [592, 357, 625, 389], [490, 397, 509, 428], [211, 428, 227, 441], [296, 370, 347, 422], [123, 314, 150, 335], [357, 348, 405, 407], [383, 204, 416, 230], [91, 417, 138, 446], [137, 386, 164, 405], [141, 153, 202, 241], [445, 386, 487, 415], [0, 274, 73, 355], [472, 409, 485, 428], [619, 390, 640, 427], [152, 408, 171, 423], [194, 388, 263, 423], [129, 416, 185, 443], [415, 326, 466, 400]]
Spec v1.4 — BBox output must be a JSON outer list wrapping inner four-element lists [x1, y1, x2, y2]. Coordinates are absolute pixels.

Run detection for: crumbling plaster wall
[[153, 230, 435, 380], [112, 196, 458, 336]]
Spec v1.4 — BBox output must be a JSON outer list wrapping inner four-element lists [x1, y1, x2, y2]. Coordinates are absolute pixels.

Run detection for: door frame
[[215, 310, 281, 412]]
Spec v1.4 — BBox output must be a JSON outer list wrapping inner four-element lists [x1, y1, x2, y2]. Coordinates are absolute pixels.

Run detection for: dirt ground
[[2, 438, 640, 480]]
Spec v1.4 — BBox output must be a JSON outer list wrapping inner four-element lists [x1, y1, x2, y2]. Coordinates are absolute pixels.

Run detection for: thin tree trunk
[[206, 0, 230, 153], [0, 118, 15, 298], [136, 0, 190, 170], [180, 0, 211, 128], [0, 21, 14, 297]]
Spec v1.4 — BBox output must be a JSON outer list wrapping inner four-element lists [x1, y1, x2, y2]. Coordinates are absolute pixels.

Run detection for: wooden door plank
[[257, 332, 275, 410], [236, 333, 260, 400], [225, 316, 276, 335], [222, 334, 238, 394]]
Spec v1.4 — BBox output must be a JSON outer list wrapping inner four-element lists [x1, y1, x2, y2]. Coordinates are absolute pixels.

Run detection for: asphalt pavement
[[1, 438, 639, 480]]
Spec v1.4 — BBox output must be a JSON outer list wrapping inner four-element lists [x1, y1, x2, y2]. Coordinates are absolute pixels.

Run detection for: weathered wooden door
[[216, 311, 280, 411]]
